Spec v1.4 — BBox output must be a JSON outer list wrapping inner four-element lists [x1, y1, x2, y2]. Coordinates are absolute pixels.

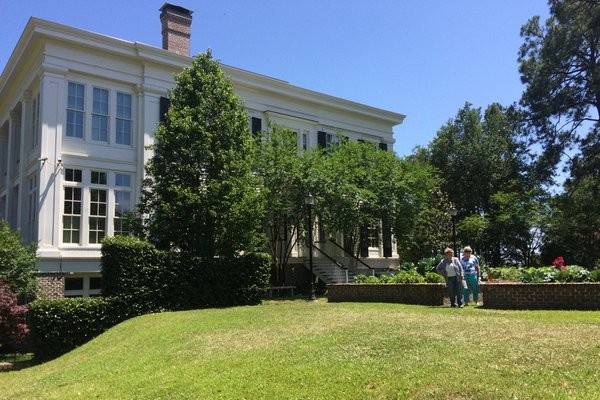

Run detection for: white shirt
[[446, 261, 457, 277]]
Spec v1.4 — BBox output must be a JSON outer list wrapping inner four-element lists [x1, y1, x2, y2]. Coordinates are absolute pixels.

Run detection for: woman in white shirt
[[436, 247, 465, 308]]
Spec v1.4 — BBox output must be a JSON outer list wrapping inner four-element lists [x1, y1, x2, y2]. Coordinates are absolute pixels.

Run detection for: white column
[[37, 71, 66, 251], [135, 89, 160, 202], [17, 93, 32, 232]]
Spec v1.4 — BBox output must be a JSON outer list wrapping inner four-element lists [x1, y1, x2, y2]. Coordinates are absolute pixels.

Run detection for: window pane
[[115, 191, 131, 215], [117, 93, 131, 119], [93, 88, 109, 115], [89, 277, 102, 290], [116, 119, 131, 145], [91, 171, 107, 185], [65, 277, 83, 291], [68, 83, 84, 111], [92, 115, 108, 142], [115, 173, 131, 187]]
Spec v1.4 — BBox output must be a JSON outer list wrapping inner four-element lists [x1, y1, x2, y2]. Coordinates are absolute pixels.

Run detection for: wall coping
[[329, 283, 445, 286], [482, 282, 600, 286]]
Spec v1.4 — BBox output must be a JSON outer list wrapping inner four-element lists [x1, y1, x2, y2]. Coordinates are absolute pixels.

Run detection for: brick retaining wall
[[481, 283, 600, 310], [37, 273, 65, 299], [327, 283, 446, 306]]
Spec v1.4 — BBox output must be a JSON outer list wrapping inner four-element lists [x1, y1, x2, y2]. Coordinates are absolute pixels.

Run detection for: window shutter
[[379, 142, 388, 151], [251, 117, 262, 135], [357, 139, 365, 143], [317, 131, 327, 148], [159, 97, 170, 123], [382, 217, 392, 257], [359, 225, 369, 258]]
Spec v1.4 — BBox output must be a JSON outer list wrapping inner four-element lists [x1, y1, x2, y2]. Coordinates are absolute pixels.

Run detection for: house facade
[[0, 4, 405, 297]]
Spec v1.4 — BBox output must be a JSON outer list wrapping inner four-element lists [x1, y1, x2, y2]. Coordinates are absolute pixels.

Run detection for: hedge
[[28, 296, 132, 360], [101, 236, 271, 311]]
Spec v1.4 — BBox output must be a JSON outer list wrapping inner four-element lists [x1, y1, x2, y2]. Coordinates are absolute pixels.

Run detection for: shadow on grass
[[0, 353, 41, 372]]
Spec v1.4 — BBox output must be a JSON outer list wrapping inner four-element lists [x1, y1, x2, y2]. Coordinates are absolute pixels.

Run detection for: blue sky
[[0, 0, 550, 156]]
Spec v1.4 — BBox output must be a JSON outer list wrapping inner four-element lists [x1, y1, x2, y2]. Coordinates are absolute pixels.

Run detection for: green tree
[[0, 221, 37, 300], [253, 125, 307, 284], [142, 51, 264, 259], [518, 0, 600, 178]]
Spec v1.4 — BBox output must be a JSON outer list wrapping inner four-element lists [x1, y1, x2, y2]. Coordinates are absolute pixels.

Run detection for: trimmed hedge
[[28, 297, 131, 360], [101, 236, 271, 312]]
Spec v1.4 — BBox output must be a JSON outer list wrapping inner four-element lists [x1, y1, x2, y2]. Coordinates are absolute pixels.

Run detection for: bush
[[0, 280, 29, 354], [424, 272, 445, 283], [589, 269, 600, 282], [486, 267, 523, 282], [389, 270, 425, 283], [416, 257, 440, 276], [0, 221, 37, 300], [28, 297, 131, 360], [354, 275, 382, 284], [101, 236, 271, 312]]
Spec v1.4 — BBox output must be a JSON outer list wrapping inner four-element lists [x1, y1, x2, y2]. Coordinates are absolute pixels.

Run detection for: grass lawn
[[2, 300, 600, 399]]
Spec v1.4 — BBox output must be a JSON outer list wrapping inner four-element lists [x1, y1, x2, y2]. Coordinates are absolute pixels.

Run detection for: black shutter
[[382, 217, 392, 257], [359, 225, 369, 258], [251, 117, 262, 136], [343, 234, 353, 254], [159, 97, 170, 123], [379, 142, 388, 151], [357, 139, 365, 143], [317, 131, 327, 148]]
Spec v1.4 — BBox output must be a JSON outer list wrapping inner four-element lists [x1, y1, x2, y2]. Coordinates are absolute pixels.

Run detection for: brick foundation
[[327, 283, 446, 306], [481, 283, 600, 310], [36, 273, 65, 299]]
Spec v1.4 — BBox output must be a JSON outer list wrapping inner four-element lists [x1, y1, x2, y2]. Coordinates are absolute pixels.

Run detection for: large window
[[66, 82, 84, 138], [92, 88, 109, 142], [89, 189, 107, 244], [116, 92, 132, 145], [63, 187, 82, 243]]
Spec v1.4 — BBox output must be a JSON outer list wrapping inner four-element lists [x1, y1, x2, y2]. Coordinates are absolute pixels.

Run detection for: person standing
[[461, 246, 480, 305], [436, 248, 464, 308]]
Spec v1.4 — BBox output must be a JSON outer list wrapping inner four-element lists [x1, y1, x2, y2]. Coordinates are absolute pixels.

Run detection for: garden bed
[[481, 282, 600, 310], [327, 283, 446, 306]]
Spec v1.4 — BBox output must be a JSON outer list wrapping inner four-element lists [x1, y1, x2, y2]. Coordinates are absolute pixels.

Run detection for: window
[[116, 92, 132, 145], [65, 168, 82, 183], [251, 117, 262, 135], [66, 82, 84, 138], [63, 187, 81, 243], [114, 190, 131, 235], [0, 195, 5, 221], [89, 189, 107, 244], [92, 88, 109, 142], [302, 133, 308, 150], [317, 131, 340, 148], [89, 277, 102, 290], [115, 173, 131, 187], [379, 142, 388, 151], [367, 225, 380, 248], [65, 277, 84, 291], [91, 171, 107, 185], [27, 174, 37, 242]]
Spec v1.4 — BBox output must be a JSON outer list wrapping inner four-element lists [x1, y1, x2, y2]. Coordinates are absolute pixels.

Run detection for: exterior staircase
[[305, 256, 356, 284]]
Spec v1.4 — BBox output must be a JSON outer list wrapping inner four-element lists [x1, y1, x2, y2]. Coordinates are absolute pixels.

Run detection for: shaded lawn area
[[2, 300, 600, 399]]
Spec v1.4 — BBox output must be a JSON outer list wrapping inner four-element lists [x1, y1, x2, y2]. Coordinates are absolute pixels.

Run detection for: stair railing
[[328, 238, 375, 276], [311, 242, 349, 283]]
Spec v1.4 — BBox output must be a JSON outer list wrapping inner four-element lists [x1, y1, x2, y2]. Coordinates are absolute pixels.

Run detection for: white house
[[0, 4, 405, 297]]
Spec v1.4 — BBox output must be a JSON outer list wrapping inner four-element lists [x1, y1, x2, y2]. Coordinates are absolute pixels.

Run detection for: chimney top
[[160, 3, 193, 57]]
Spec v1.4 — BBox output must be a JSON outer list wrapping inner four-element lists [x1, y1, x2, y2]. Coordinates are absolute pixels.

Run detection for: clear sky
[[0, 0, 550, 156]]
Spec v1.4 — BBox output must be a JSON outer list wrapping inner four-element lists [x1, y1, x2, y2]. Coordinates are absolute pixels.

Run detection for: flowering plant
[[552, 256, 566, 271], [0, 280, 29, 354]]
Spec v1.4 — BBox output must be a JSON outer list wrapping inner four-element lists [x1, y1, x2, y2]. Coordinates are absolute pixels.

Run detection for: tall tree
[[142, 51, 264, 259], [253, 125, 307, 284], [518, 0, 600, 179]]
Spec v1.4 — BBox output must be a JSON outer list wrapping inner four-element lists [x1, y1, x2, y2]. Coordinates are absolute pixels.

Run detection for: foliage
[[27, 296, 131, 360], [0, 221, 38, 300], [518, 0, 600, 180], [253, 125, 307, 285], [141, 51, 264, 259], [101, 236, 271, 312], [588, 269, 600, 282], [0, 280, 29, 354], [486, 265, 592, 283], [424, 272, 445, 283], [354, 269, 425, 284], [416, 257, 441, 276]]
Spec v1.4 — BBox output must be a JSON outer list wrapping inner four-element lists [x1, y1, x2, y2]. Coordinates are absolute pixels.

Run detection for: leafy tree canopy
[[0, 221, 37, 300]]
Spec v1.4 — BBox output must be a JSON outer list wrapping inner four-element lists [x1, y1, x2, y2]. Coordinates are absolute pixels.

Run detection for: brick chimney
[[160, 3, 193, 56]]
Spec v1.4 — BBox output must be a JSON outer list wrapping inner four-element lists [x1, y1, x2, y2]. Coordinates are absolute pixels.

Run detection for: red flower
[[552, 256, 566, 269]]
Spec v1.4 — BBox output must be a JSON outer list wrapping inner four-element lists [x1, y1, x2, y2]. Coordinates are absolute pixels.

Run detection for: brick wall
[[36, 273, 65, 299], [327, 283, 446, 306], [481, 283, 600, 310]]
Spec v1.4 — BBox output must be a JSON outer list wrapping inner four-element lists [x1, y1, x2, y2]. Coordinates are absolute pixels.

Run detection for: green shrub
[[588, 269, 600, 282], [28, 297, 131, 360], [389, 270, 425, 283], [354, 275, 382, 284], [487, 267, 523, 282], [424, 272, 445, 283], [554, 266, 590, 282], [101, 236, 271, 311], [416, 257, 440, 276], [521, 267, 557, 283], [0, 221, 37, 300], [399, 262, 415, 271]]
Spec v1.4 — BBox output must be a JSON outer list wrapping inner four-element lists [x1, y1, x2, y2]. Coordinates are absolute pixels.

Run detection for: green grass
[[2, 300, 600, 399]]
